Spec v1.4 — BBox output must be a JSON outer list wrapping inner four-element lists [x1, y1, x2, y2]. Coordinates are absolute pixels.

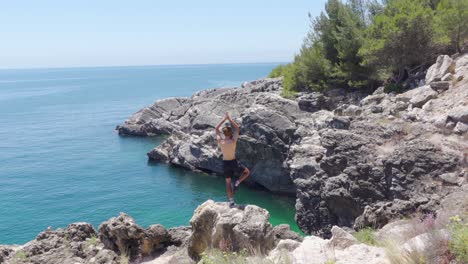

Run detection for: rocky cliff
[[117, 54, 468, 238]]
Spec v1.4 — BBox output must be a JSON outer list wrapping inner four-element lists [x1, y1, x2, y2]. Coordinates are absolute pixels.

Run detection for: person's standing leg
[[225, 177, 233, 200], [224, 161, 235, 207]]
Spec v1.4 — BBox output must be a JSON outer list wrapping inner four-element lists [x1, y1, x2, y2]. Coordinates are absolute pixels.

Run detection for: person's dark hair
[[222, 126, 232, 137]]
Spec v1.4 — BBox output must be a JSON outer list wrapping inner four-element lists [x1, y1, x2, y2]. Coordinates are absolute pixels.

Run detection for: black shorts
[[223, 159, 246, 178]]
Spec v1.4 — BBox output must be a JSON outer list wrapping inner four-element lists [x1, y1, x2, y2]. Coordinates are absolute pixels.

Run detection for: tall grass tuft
[[353, 227, 378, 246], [448, 215, 468, 263]]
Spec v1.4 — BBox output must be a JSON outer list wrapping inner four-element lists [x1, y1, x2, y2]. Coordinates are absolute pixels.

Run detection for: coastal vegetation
[[353, 227, 378, 245], [269, 0, 468, 97]]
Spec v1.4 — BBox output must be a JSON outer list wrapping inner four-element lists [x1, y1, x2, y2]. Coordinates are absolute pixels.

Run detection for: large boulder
[[426, 55, 455, 84], [98, 213, 170, 261], [187, 200, 296, 260], [398, 85, 438, 108], [297, 92, 329, 112], [448, 106, 468, 124]]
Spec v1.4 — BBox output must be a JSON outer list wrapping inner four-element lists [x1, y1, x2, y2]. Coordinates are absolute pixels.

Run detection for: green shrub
[[269, 64, 291, 78], [353, 227, 378, 246], [448, 216, 468, 263]]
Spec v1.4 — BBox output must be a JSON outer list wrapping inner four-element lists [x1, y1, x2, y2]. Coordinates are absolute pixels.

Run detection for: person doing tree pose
[[215, 112, 250, 207]]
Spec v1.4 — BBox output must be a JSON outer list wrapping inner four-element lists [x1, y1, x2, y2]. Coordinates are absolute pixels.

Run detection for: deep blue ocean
[[0, 63, 299, 244]]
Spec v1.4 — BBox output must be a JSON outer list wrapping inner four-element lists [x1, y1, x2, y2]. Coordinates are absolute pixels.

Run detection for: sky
[[0, 0, 327, 69]]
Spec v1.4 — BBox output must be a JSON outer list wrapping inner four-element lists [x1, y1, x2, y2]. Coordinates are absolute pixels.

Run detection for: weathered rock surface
[[98, 212, 171, 262], [3, 223, 119, 264], [3, 199, 466, 264], [118, 54, 468, 238], [187, 200, 278, 260], [289, 228, 389, 264], [426, 55, 455, 84]]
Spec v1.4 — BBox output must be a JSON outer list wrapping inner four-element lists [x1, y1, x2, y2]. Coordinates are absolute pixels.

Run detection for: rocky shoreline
[[2, 192, 466, 264], [117, 54, 467, 237]]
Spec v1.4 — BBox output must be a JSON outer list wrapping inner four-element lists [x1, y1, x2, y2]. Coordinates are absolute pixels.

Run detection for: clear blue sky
[[0, 0, 327, 69]]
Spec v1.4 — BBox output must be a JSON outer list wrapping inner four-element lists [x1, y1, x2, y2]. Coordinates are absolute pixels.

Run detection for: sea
[[0, 63, 300, 245]]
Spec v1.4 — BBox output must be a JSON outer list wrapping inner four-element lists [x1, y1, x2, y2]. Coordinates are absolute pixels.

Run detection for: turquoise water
[[0, 64, 300, 245]]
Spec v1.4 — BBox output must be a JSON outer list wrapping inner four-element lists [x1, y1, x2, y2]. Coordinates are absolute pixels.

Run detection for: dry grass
[[117, 240, 130, 264], [382, 213, 468, 264], [199, 248, 292, 264], [383, 240, 427, 264]]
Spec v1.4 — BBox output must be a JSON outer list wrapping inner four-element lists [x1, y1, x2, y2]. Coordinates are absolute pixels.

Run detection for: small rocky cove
[[2, 54, 467, 264]]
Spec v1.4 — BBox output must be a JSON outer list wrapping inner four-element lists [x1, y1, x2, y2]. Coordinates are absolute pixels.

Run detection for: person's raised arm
[[215, 115, 227, 139], [226, 112, 240, 139]]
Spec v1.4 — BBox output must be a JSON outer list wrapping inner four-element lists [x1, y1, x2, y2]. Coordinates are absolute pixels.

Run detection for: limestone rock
[[98, 213, 169, 261], [327, 226, 358, 250], [454, 122, 468, 134], [290, 235, 389, 264], [187, 200, 277, 260], [429, 81, 451, 92], [3, 223, 119, 264], [297, 92, 329, 112], [426, 55, 455, 84], [271, 224, 303, 243], [448, 106, 468, 124], [167, 226, 192, 247], [403, 86, 438, 108]]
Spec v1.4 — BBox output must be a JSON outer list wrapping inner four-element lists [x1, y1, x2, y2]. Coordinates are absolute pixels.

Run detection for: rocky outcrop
[[2, 223, 119, 264], [118, 54, 468, 238], [2, 201, 302, 264], [425, 55, 455, 84], [3, 199, 466, 264], [117, 79, 366, 195], [188, 200, 277, 260], [98, 213, 171, 261]]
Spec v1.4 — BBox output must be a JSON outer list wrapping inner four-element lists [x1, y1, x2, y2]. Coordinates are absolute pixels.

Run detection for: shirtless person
[[215, 112, 250, 207]]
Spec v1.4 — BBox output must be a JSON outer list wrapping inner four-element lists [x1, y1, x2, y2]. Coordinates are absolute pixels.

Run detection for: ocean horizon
[[0, 61, 289, 72]]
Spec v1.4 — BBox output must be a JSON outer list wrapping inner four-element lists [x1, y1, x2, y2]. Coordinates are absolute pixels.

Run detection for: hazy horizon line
[[0, 60, 290, 71]]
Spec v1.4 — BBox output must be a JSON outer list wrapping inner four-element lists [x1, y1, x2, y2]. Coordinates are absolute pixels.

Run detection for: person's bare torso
[[219, 139, 237, 160]]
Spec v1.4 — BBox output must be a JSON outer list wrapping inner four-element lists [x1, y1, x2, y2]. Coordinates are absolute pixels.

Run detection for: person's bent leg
[[238, 168, 250, 184]]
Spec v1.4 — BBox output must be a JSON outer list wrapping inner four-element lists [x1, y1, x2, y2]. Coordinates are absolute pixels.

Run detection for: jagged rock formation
[[98, 213, 171, 261], [3, 198, 467, 264], [117, 54, 467, 237], [187, 200, 301, 260], [1, 223, 119, 264], [1, 201, 301, 264]]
